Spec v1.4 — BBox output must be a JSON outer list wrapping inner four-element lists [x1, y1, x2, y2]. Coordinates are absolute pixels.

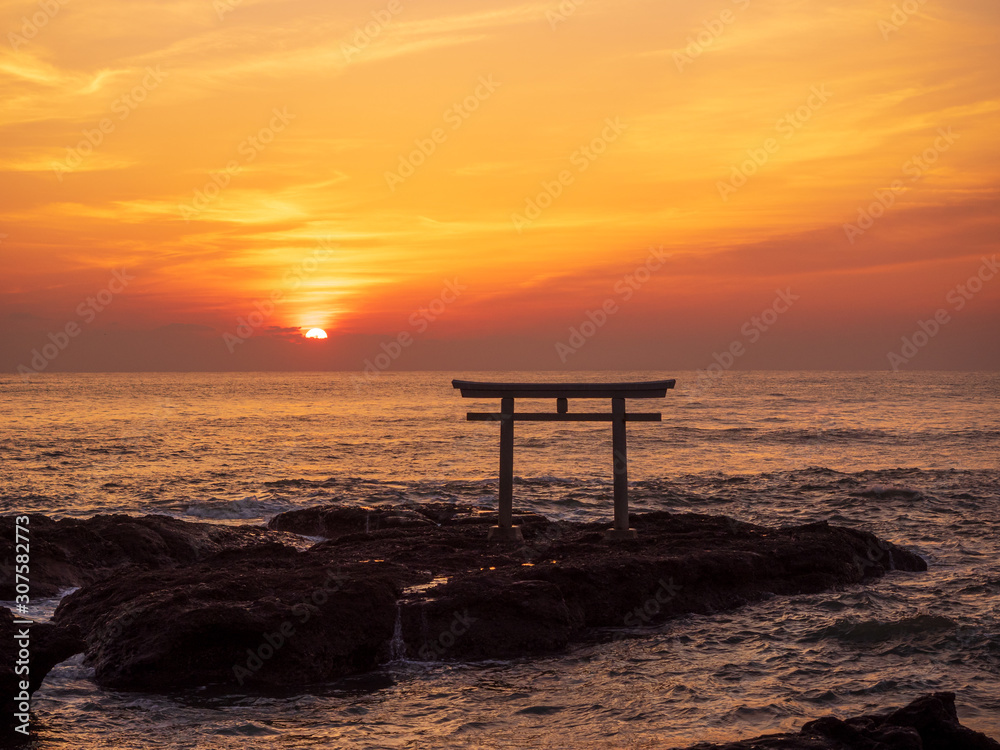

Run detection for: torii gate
[[452, 379, 675, 542]]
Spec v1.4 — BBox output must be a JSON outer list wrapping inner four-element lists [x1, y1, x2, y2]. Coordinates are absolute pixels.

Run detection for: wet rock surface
[[46, 503, 928, 692], [305, 504, 926, 660], [266, 502, 549, 538], [0, 513, 302, 599], [678, 692, 1000, 749], [53, 543, 400, 691]]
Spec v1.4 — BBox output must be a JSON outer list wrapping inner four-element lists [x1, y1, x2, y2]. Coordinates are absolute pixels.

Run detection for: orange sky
[[1, 0, 998, 373]]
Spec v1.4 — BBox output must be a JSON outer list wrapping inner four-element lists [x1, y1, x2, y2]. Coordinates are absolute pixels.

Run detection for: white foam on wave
[[0, 586, 79, 622], [855, 484, 925, 500], [517, 475, 598, 486], [183, 496, 294, 520]]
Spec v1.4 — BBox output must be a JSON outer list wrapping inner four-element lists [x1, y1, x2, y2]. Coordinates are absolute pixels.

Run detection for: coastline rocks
[[517, 514, 927, 630], [310, 508, 926, 657], [0, 513, 300, 599], [9, 507, 996, 748], [679, 692, 1000, 749], [51, 504, 927, 691], [267, 504, 436, 538], [1, 607, 85, 744], [53, 544, 400, 690], [397, 578, 575, 661], [266, 502, 550, 539]]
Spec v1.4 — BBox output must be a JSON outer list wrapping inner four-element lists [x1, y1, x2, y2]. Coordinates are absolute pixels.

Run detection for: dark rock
[[1, 607, 85, 745], [267, 504, 435, 537], [53, 544, 399, 691], [679, 692, 999, 749], [0, 514, 302, 598], [306, 507, 925, 658], [512, 514, 927, 630], [49, 503, 928, 692], [879, 692, 1000, 749], [397, 578, 573, 661], [266, 501, 549, 539]]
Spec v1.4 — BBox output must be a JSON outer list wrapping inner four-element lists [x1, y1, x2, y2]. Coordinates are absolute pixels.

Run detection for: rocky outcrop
[[50, 504, 927, 691], [678, 692, 1000, 749], [52, 543, 400, 691], [266, 502, 549, 538], [306, 506, 925, 660], [0, 513, 301, 598], [1, 607, 85, 745], [398, 578, 575, 661]]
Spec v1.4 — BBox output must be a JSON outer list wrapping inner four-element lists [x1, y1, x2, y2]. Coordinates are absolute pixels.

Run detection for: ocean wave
[[851, 485, 926, 501], [517, 438, 550, 448], [805, 614, 957, 645], [768, 428, 895, 443], [264, 478, 314, 488], [213, 723, 283, 737], [660, 427, 999, 447], [183, 497, 295, 521], [515, 475, 594, 486]]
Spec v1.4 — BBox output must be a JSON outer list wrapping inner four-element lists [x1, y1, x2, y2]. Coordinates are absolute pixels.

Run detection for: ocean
[[1, 370, 998, 748]]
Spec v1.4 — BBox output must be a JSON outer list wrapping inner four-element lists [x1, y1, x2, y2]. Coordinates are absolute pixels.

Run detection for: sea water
[[1, 371, 998, 748]]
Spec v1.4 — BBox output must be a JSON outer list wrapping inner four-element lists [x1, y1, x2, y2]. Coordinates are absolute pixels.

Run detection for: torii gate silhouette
[[452, 379, 675, 542]]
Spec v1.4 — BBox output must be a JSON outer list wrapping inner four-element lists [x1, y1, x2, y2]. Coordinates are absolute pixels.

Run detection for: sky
[[1, 0, 998, 375]]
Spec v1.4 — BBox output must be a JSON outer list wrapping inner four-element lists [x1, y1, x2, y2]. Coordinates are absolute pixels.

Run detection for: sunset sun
[[304, 328, 328, 339]]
